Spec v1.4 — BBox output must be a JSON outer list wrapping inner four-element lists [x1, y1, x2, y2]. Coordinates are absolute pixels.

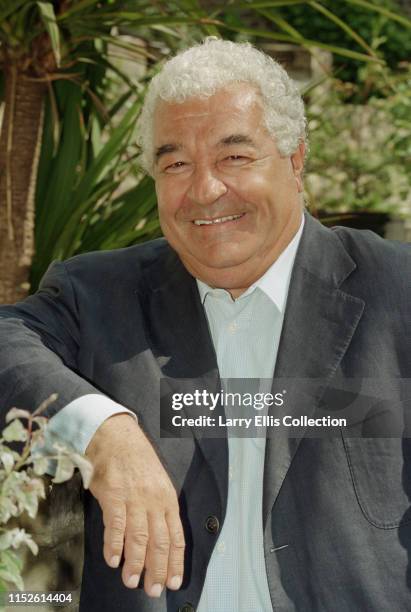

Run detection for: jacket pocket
[[341, 435, 411, 528]]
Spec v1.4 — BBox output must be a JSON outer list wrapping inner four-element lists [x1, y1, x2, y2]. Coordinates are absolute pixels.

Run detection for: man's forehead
[[153, 86, 265, 147]]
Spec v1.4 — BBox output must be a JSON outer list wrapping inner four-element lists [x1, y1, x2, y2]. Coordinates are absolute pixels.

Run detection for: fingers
[[143, 513, 170, 598], [120, 507, 185, 597], [122, 510, 148, 589], [165, 508, 185, 591], [105, 507, 186, 596], [102, 498, 126, 570], [95, 482, 186, 598]]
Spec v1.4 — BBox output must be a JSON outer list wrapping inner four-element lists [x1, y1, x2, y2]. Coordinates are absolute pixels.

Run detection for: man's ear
[[291, 141, 305, 193]]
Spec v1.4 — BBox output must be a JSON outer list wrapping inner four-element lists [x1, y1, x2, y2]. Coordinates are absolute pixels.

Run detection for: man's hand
[[85, 413, 185, 598]]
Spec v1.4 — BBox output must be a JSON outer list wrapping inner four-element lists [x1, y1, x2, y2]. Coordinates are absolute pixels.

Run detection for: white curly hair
[[137, 37, 307, 175]]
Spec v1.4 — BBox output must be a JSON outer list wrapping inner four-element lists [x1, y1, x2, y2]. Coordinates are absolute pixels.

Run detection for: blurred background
[[0, 0, 410, 608]]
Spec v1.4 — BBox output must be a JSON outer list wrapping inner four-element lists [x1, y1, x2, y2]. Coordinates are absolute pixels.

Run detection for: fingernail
[[149, 583, 163, 598], [169, 575, 182, 590], [126, 574, 140, 589], [109, 555, 120, 568]]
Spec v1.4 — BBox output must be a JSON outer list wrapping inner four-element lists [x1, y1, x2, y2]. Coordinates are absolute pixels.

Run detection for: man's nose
[[187, 166, 227, 206]]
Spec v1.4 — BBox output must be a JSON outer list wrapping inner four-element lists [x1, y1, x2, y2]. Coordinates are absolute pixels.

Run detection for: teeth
[[193, 214, 243, 226]]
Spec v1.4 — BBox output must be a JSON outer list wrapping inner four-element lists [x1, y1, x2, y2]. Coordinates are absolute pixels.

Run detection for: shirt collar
[[196, 214, 304, 313]]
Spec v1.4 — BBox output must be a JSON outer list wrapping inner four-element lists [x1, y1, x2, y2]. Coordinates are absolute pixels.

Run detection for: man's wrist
[[85, 412, 140, 458]]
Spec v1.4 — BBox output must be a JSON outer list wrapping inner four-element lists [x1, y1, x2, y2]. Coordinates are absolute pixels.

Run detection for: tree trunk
[[0, 65, 46, 304]]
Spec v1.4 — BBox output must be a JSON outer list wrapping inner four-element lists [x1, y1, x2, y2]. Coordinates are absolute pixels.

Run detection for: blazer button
[[178, 604, 194, 612], [205, 515, 220, 534]]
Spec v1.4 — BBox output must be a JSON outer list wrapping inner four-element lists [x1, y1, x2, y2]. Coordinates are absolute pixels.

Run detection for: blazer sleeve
[[0, 260, 106, 424]]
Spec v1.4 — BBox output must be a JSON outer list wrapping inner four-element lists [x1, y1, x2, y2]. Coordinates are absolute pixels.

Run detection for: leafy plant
[[30, 70, 162, 291], [0, 396, 92, 592], [212, 0, 410, 67], [305, 59, 411, 214], [264, 0, 411, 84]]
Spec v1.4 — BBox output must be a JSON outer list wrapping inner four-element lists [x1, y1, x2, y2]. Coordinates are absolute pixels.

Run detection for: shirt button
[[217, 541, 226, 554], [228, 322, 238, 334], [204, 515, 220, 534], [229, 467, 234, 481]]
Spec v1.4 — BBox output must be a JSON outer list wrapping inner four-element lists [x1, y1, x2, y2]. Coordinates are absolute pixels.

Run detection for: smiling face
[[152, 83, 305, 296]]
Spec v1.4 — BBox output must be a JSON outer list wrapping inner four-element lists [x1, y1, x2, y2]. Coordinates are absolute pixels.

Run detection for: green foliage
[[269, 0, 411, 83], [36, 1, 61, 66], [0, 396, 93, 593], [305, 61, 411, 213], [31, 63, 162, 290], [213, 0, 386, 63]]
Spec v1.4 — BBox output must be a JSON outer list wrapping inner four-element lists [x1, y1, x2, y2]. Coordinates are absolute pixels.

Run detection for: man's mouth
[[192, 213, 245, 226]]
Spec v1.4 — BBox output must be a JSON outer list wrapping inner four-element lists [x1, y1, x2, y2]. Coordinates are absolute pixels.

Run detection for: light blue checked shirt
[[195, 216, 304, 612], [42, 216, 304, 611]]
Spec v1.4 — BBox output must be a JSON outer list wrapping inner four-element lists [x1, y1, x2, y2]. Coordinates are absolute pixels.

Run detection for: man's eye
[[223, 155, 249, 164], [164, 161, 186, 173]]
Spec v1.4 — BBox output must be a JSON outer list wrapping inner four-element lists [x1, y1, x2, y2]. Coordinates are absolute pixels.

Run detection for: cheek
[[226, 172, 276, 211], [156, 191, 179, 221], [156, 179, 188, 220]]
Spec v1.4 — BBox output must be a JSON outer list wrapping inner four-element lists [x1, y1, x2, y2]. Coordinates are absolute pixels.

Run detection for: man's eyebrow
[[217, 134, 257, 147], [154, 134, 256, 163], [154, 143, 182, 163]]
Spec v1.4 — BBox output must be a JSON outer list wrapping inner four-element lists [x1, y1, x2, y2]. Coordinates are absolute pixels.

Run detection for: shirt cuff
[[40, 394, 137, 456]]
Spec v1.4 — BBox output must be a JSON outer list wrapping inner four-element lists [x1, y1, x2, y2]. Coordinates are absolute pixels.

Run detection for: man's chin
[[191, 251, 252, 271], [178, 251, 258, 289]]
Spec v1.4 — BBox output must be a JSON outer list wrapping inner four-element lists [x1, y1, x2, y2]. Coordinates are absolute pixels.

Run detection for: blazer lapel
[[139, 244, 228, 509], [263, 214, 365, 527]]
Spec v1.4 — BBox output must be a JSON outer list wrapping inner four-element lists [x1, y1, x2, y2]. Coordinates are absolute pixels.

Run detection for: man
[[0, 38, 410, 611]]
